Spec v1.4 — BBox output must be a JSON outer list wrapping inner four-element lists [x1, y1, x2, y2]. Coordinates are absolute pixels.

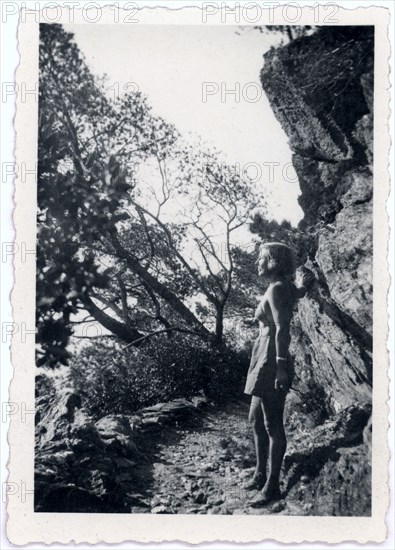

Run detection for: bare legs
[[248, 392, 287, 502], [248, 397, 269, 479], [261, 392, 286, 498]]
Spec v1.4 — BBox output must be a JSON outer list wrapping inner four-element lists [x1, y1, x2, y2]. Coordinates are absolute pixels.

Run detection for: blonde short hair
[[259, 242, 295, 277]]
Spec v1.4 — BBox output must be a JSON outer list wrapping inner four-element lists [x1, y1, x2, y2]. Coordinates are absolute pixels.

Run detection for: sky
[[64, 23, 303, 227]]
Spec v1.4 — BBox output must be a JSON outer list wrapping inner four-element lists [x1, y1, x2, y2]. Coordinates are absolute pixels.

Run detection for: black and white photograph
[[34, 19, 375, 517], [3, 2, 392, 545]]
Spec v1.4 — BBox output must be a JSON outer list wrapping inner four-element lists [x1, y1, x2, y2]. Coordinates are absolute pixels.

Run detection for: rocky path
[[35, 384, 371, 515], [130, 399, 309, 515]]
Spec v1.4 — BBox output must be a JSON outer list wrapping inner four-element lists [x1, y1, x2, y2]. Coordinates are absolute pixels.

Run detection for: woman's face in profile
[[256, 251, 270, 279]]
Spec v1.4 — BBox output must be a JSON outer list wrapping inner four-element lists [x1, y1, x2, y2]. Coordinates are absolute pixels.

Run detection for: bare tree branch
[[132, 202, 220, 306]]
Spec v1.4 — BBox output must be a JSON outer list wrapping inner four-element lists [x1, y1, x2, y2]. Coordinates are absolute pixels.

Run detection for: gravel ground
[[131, 398, 308, 515]]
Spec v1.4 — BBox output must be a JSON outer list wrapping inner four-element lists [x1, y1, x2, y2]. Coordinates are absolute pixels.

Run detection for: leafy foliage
[[69, 335, 248, 419], [37, 24, 150, 365]]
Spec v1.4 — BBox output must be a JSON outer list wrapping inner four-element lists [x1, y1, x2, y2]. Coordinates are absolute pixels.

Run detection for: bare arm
[[267, 283, 292, 390], [267, 284, 291, 357]]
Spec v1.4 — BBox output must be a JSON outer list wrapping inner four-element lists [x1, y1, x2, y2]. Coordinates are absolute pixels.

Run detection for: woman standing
[[243, 242, 313, 506]]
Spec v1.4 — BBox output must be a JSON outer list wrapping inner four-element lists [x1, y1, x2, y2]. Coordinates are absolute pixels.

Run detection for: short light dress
[[244, 281, 295, 398]]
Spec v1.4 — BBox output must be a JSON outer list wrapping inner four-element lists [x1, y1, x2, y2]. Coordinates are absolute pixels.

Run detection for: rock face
[[261, 27, 373, 514], [34, 374, 207, 512], [283, 402, 372, 516], [261, 26, 373, 412]]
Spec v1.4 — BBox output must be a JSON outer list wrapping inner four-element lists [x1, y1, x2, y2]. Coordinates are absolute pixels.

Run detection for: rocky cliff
[[261, 26, 373, 514]]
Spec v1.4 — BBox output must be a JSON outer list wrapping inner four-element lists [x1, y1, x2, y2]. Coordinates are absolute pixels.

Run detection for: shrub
[[69, 334, 248, 419]]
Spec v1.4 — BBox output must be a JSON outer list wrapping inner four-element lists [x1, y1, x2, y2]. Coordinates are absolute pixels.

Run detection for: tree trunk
[[111, 237, 213, 339], [214, 305, 224, 343], [82, 294, 143, 344]]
